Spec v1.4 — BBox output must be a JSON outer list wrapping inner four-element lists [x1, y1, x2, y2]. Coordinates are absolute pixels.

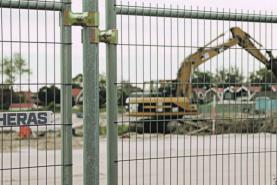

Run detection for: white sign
[[0, 111, 54, 126]]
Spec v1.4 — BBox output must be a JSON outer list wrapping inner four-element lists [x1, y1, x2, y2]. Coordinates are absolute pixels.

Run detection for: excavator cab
[[158, 79, 177, 97]]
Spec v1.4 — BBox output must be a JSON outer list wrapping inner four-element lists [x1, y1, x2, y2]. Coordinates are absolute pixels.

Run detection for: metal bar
[[115, 5, 277, 23], [0, 0, 64, 11], [83, 0, 99, 184], [60, 0, 72, 185], [106, 0, 118, 184]]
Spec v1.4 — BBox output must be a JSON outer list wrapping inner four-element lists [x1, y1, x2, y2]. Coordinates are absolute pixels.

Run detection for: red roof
[[192, 88, 205, 93], [213, 87, 224, 93], [206, 88, 224, 93], [248, 86, 261, 93], [18, 91, 33, 103], [72, 88, 82, 98], [9, 103, 34, 109], [233, 86, 241, 91]]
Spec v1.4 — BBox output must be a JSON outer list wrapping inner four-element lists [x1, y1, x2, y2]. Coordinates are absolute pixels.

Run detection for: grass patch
[[117, 125, 129, 135], [100, 107, 106, 112], [99, 126, 106, 135], [99, 125, 129, 136]]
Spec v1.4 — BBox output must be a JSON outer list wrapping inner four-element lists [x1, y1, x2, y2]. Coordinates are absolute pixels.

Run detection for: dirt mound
[[129, 114, 277, 135]]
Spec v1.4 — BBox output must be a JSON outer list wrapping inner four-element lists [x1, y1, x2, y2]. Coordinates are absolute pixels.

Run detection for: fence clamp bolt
[[90, 28, 118, 44], [63, 10, 99, 27]]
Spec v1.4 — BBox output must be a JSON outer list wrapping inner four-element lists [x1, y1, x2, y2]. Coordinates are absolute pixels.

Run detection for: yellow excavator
[[126, 27, 277, 118]]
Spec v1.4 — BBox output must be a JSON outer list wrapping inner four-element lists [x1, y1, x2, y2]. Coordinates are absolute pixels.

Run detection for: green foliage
[[99, 125, 129, 136], [0, 87, 20, 110], [47, 101, 60, 112], [99, 73, 106, 88], [72, 73, 143, 107], [0, 53, 31, 86], [99, 126, 106, 135], [117, 80, 142, 105], [117, 125, 130, 135], [72, 74, 83, 88], [191, 67, 243, 88], [224, 67, 244, 86], [215, 67, 243, 87], [72, 73, 107, 107], [192, 71, 215, 88], [250, 68, 277, 84], [38, 85, 61, 105], [99, 86, 106, 107], [250, 68, 277, 90]]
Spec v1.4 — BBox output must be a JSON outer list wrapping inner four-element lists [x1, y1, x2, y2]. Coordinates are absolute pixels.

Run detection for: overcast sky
[[2, 0, 277, 91], [75, 0, 277, 85]]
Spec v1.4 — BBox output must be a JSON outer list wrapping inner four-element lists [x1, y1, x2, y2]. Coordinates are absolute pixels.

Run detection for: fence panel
[[0, 1, 72, 184], [115, 2, 277, 185]]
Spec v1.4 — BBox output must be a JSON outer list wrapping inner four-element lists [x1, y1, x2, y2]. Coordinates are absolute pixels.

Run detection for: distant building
[[72, 74, 83, 88], [234, 86, 250, 101], [9, 103, 37, 111], [17, 91, 38, 104], [193, 86, 261, 103], [222, 86, 251, 101], [72, 88, 82, 104], [223, 86, 236, 100], [205, 87, 224, 102]]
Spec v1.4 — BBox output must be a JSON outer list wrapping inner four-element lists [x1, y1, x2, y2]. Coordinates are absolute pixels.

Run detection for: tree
[[117, 80, 142, 105], [99, 73, 106, 88], [72, 73, 83, 88], [191, 70, 215, 88], [215, 67, 243, 87], [99, 73, 107, 107], [224, 67, 244, 86], [250, 68, 277, 83], [72, 73, 107, 107], [72, 73, 106, 89], [0, 53, 31, 87], [0, 87, 20, 110], [38, 85, 60, 105], [214, 69, 227, 87], [250, 68, 277, 90]]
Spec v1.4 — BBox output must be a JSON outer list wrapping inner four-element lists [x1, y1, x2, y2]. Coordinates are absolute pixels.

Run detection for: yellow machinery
[[126, 27, 277, 118]]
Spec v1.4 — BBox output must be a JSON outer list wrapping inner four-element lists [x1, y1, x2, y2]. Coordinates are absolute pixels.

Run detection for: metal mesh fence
[[0, 1, 71, 184], [116, 2, 277, 185], [2, 1, 277, 185]]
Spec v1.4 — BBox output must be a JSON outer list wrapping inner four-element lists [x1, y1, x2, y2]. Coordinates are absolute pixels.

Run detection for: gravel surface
[[1, 133, 277, 185]]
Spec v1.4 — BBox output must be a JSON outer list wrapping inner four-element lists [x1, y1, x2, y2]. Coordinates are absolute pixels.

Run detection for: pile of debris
[[130, 113, 277, 135]]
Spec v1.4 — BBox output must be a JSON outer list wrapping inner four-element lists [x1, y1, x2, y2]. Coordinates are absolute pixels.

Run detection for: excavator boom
[[125, 26, 277, 119], [176, 27, 276, 97]]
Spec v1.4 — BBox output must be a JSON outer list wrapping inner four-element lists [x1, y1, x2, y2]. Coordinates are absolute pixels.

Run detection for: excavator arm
[[176, 27, 277, 98]]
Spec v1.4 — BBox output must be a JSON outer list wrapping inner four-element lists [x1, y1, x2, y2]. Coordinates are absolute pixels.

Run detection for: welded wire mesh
[[116, 2, 277, 185], [0, 0, 68, 184]]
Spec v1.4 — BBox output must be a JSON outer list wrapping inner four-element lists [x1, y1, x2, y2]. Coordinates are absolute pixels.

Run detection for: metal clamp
[[63, 10, 99, 27], [90, 28, 118, 44]]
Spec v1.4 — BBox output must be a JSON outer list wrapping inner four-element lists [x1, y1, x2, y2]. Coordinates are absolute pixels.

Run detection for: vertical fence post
[[61, 1, 73, 185], [106, 0, 118, 184], [82, 0, 99, 184]]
